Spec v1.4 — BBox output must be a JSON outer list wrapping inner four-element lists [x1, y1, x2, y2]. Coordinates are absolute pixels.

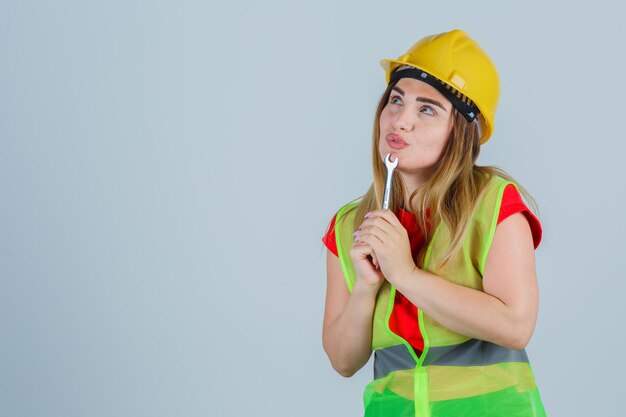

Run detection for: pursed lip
[[386, 133, 409, 146]]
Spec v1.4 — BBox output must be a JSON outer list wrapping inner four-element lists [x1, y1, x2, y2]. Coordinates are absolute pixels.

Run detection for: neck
[[397, 170, 431, 209]]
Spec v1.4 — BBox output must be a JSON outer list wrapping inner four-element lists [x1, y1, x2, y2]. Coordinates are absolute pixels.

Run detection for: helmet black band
[[389, 65, 480, 123]]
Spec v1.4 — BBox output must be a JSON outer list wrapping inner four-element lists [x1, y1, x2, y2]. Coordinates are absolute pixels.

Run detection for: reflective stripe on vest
[[374, 338, 529, 380]]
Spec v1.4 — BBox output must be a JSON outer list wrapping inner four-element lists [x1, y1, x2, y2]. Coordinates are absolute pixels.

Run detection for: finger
[[370, 251, 380, 270], [366, 210, 407, 242], [358, 225, 389, 247], [353, 237, 375, 253], [357, 232, 383, 256], [352, 232, 377, 257], [368, 209, 403, 229], [363, 213, 395, 235], [357, 218, 387, 239], [350, 241, 374, 260], [354, 228, 384, 244]]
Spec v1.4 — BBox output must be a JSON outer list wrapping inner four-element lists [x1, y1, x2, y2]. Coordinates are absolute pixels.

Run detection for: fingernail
[[365, 212, 371, 218]]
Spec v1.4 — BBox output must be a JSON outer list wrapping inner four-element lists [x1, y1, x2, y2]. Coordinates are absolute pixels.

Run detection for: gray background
[[1, 0, 624, 416]]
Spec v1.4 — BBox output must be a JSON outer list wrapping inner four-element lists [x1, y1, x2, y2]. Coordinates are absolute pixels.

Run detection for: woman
[[321, 29, 547, 417]]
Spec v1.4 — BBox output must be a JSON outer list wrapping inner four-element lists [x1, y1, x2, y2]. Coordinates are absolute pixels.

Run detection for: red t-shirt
[[322, 184, 542, 355]]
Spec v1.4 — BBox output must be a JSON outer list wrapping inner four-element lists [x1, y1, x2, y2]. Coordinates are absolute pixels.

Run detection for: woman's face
[[378, 77, 455, 179]]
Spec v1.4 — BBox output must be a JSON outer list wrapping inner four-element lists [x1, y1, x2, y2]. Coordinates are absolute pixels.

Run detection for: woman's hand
[[349, 236, 386, 292], [354, 209, 417, 287]]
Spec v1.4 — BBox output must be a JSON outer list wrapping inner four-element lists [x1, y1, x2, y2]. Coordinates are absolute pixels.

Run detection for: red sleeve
[[322, 212, 339, 257], [497, 184, 543, 249]]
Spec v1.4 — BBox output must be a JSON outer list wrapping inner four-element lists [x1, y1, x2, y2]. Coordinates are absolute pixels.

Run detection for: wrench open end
[[385, 153, 399, 168], [382, 153, 399, 210]]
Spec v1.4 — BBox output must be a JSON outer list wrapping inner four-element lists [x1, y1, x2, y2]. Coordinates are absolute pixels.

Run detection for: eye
[[389, 95, 402, 105], [420, 106, 436, 116]]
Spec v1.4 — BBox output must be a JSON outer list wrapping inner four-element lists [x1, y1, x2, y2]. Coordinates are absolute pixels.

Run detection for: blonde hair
[[332, 79, 540, 271]]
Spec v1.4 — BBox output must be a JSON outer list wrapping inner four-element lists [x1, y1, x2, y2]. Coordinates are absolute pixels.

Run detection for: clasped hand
[[352, 209, 417, 287]]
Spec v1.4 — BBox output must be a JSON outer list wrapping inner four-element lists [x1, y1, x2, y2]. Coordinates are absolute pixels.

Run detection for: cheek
[[378, 111, 390, 128], [420, 125, 450, 146], [435, 119, 453, 141], [377, 138, 387, 160], [380, 105, 397, 123], [414, 127, 451, 160]]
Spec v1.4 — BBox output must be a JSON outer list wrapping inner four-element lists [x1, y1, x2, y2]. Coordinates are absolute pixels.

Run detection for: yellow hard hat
[[380, 29, 500, 144]]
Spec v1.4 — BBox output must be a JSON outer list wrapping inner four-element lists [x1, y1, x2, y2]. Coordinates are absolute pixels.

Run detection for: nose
[[392, 106, 414, 131]]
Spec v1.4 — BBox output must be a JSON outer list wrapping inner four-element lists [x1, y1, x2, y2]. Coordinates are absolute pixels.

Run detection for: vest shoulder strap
[[472, 174, 518, 275], [334, 200, 361, 292]]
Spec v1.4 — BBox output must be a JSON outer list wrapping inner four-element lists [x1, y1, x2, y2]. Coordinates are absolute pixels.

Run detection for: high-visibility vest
[[334, 175, 547, 417]]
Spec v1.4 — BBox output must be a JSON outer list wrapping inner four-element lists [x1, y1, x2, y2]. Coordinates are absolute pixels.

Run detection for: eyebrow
[[392, 86, 448, 112]]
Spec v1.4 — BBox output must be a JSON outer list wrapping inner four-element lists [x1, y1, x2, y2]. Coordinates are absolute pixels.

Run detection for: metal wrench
[[370, 153, 398, 270], [382, 153, 398, 210]]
